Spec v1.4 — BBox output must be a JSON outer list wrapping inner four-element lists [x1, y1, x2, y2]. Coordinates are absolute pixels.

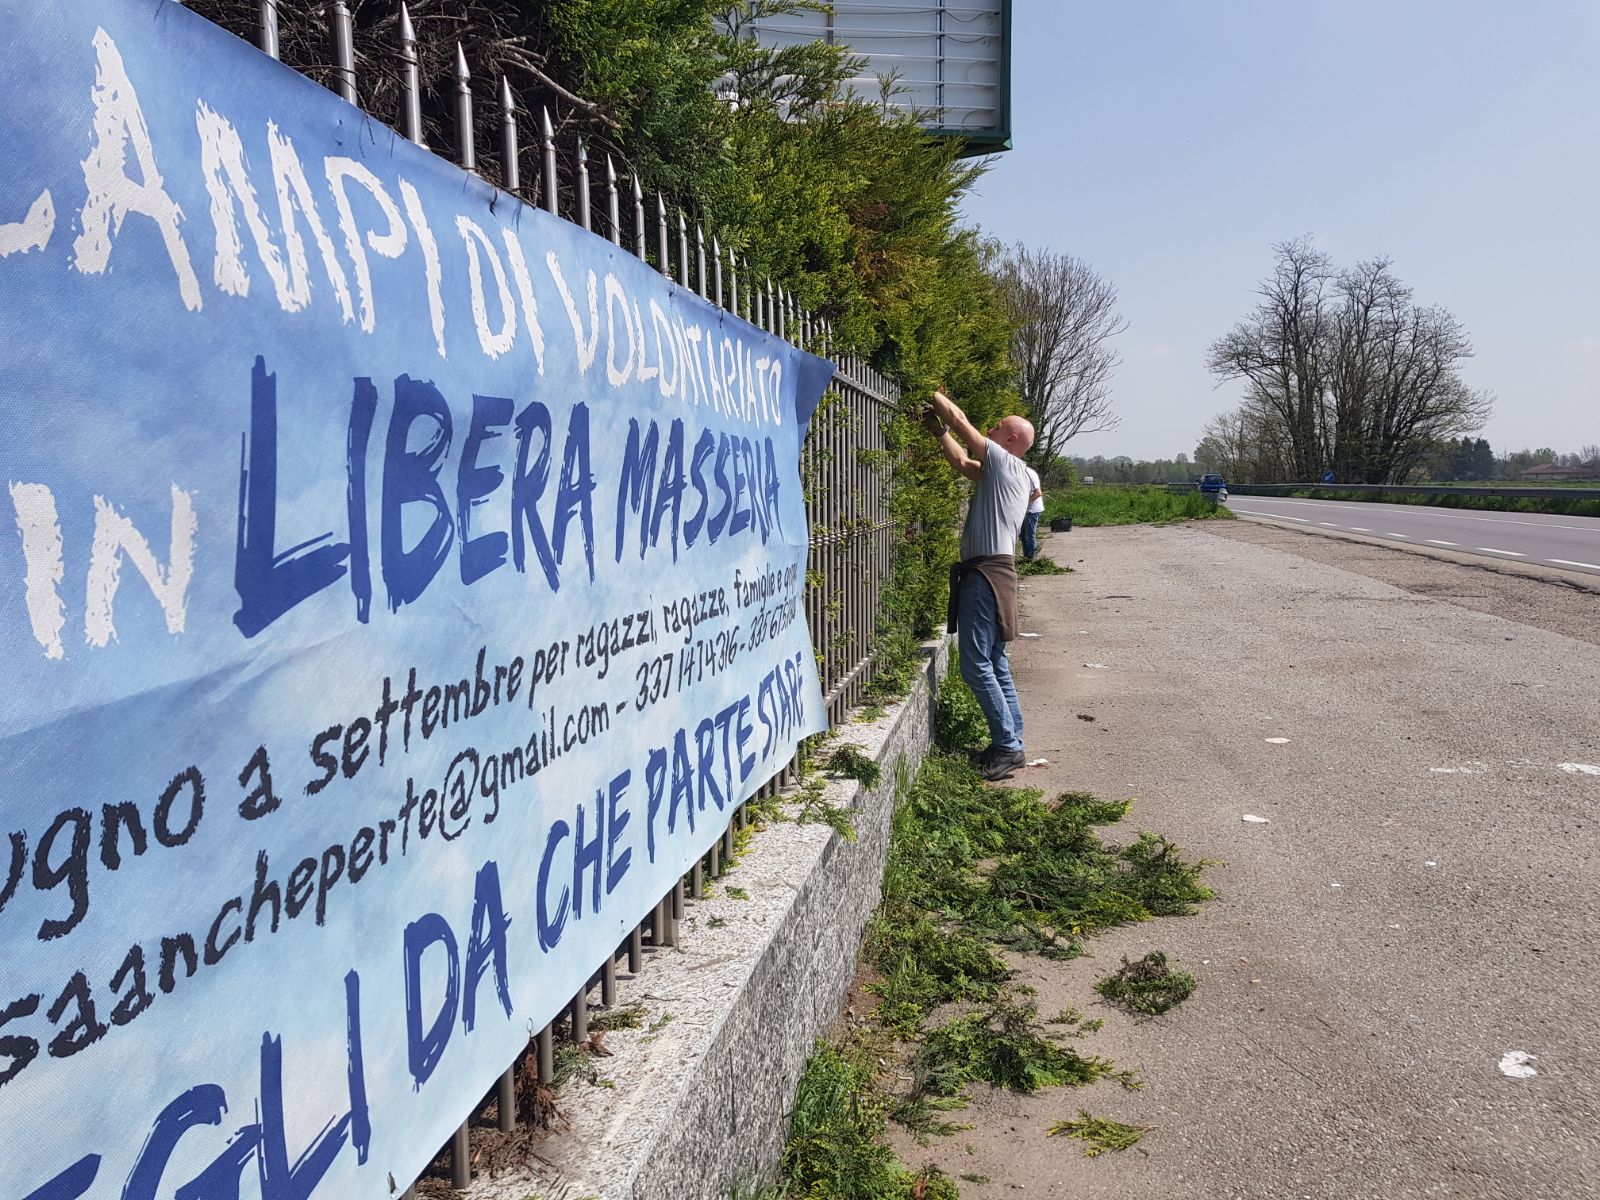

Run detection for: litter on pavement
[[1265, 737, 1291, 745], [1083, 662, 1109, 669], [1498, 1051, 1537, 1078], [1559, 762, 1600, 776], [1241, 814, 1270, 824]]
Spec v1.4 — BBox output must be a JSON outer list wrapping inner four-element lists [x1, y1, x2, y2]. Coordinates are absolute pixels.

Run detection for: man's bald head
[[991, 415, 1035, 457]]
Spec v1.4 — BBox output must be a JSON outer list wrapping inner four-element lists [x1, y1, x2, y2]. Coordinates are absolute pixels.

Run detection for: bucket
[[1049, 516, 1073, 533]]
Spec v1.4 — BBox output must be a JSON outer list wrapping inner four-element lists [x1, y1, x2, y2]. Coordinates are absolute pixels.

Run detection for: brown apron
[[946, 555, 1019, 642]]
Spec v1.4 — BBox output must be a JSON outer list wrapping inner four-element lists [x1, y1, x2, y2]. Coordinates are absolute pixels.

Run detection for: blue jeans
[[1020, 511, 1040, 559], [958, 570, 1023, 752]]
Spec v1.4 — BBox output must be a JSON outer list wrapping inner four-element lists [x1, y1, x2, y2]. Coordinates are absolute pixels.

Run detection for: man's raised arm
[[930, 390, 988, 456], [924, 390, 987, 481]]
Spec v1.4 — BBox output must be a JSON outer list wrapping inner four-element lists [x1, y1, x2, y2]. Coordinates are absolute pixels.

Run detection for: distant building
[[1522, 461, 1600, 481], [748, 0, 1012, 156]]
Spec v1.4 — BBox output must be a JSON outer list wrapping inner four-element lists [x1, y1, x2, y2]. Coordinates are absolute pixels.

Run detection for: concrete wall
[[466, 637, 947, 1200]]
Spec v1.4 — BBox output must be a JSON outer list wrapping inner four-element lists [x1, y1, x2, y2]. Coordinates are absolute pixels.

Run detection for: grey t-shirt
[[960, 439, 1032, 561]]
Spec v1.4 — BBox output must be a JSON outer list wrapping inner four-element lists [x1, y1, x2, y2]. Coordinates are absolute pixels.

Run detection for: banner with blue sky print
[[0, 3, 833, 1196]]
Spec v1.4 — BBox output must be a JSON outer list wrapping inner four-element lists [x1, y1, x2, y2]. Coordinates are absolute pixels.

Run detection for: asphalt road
[[1224, 494, 1600, 576], [899, 524, 1600, 1200]]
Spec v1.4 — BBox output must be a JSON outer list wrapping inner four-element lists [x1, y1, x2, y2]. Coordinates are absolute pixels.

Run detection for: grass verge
[[1043, 485, 1233, 527]]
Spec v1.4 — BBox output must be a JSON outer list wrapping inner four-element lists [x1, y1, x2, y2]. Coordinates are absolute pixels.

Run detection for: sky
[[959, 0, 1600, 462]]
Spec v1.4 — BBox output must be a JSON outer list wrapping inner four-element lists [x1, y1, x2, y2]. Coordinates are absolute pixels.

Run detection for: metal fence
[[192, 3, 900, 1191]]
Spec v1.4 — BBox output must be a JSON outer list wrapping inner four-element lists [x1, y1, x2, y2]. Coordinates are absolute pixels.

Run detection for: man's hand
[[928, 389, 988, 460], [920, 406, 944, 437]]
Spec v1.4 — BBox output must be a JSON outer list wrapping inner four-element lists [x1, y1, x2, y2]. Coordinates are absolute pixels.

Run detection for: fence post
[[676, 210, 690, 288], [575, 137, 591, 232], [540, 107, 558, 215], [497, 1065, 516, 1132], [632, 176, 647, 260], [606, 156, 621, 246], [450, 1122, 470, 1188], [656, 193, 670, 276], [258, 0, 279, 59], [453, 45, 474, 172], [499, 77, 518, 193], [570, 988, 588, 1043], [327, 1, 356, 103], [537, 1022, 555, 1082], [695, 222, 708, 300], [398, 5, 424, 145]]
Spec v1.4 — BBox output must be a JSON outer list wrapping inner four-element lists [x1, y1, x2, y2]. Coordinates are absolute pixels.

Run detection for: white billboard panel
[[750, 0, 1012, 152]]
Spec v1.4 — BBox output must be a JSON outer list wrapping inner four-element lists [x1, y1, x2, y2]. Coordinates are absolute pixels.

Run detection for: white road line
[[1319, 522, 1340, 527], [1236, 496, 1600, 532], [1477, 547, 1525, 557], [1232, 509, 1310, 523], [1426, 539, 1458, 546], [1386, 532, 1411, 538], [1349, 527, 1372, 532], [1549, 558, 1600, 572]]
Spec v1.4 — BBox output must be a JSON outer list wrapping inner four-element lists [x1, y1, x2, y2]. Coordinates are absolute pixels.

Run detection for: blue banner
[[0, 3, 833, 1196]]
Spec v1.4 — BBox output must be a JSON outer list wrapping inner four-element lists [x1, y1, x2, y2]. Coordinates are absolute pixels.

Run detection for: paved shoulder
[[1201, 518, 1600, 648], [1003, 524, 1600, 1200]]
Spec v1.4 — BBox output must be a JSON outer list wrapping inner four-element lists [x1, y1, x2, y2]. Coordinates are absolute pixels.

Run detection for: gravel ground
[[887, 523, 1600, 1200]]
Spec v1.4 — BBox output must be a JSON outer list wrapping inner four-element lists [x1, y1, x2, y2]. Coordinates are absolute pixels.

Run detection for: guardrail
[[1228, 483, 1600, 502]]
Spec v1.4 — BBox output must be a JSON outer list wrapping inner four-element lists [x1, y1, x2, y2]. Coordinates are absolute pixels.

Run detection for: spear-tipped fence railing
[[198, 5, 901, 1192]]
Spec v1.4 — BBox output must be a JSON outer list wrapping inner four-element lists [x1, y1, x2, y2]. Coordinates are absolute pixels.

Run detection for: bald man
[[924, 390, 1036, 780]]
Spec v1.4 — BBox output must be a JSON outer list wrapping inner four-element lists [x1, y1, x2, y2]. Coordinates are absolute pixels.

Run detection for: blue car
[[1199, 473, 1228, 496]]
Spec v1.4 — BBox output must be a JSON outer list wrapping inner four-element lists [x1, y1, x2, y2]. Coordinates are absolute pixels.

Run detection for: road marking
[[1319, 522, 1340, 527], [1477, 547, 1525, 557], [1235, 496, 1600, 532], [1349, 527, 1372, 532], [1426, 539, 1458, 546], [1235, 509, 1314, 523], [1386, 532, 1411, 538], [1549, 558, 1600, 572]]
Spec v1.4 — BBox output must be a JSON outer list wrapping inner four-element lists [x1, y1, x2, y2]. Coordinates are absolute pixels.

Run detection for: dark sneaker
[[969, 744, 999, 766], [978, 748, 1025, 781]]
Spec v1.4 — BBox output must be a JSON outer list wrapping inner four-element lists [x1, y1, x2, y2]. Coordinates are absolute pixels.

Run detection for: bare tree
[[1196, 394, 1294, 482], [1325, 258, 1491, 481], [1208, 240, 1491, 483], [993, 244, 1127, 461], [1205, 238, 1333, 481]]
